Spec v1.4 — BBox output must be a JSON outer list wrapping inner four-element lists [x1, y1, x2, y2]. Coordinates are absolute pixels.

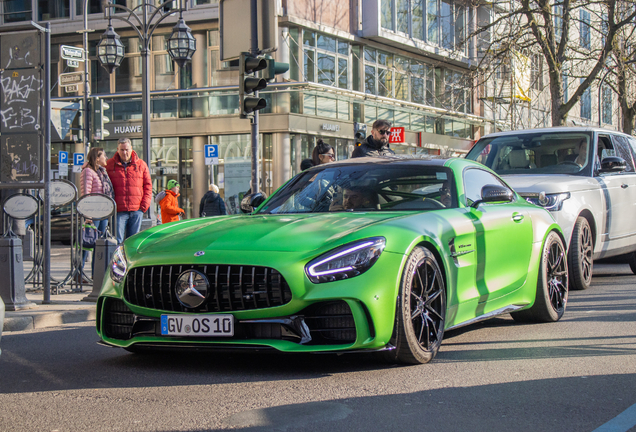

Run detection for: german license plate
[[160, 314, 234, 337]]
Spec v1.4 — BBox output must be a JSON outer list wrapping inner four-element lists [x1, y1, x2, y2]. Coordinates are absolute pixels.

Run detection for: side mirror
[[240, 192, 267, 213], [470, 184, 514, 208], [599, 156, 626, 174]]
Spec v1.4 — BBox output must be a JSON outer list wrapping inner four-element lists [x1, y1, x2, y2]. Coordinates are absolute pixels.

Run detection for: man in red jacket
[[106, 138, 152, 244]]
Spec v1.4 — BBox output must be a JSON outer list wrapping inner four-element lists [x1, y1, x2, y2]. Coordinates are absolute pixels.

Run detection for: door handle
[[512, 213, 524, 222], [621, 184, 628, 189]]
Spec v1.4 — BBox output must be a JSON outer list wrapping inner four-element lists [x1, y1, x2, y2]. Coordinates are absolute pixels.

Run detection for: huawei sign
[[388, 127, 405, 143]]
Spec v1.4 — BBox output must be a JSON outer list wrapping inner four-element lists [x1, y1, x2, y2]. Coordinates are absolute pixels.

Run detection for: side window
[[463, 168, 511, 206], [611, 135, 636, 173]]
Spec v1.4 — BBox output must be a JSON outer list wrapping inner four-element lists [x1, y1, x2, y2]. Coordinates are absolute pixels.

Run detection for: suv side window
[[463, 168, 512, 206], [611, 135, 636, 173]]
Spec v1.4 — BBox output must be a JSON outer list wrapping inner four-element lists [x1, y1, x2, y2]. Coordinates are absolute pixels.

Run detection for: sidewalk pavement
[[2, 244, 98, 333], [3, 291, 97, 332]]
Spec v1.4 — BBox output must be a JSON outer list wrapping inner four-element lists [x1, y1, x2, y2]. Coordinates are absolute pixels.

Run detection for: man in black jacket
[[351, 119, 396, 158]]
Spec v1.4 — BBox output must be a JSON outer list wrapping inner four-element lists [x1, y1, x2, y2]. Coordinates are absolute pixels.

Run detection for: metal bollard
[[82, 237, 118, 302], [0, 237, 37, 311]]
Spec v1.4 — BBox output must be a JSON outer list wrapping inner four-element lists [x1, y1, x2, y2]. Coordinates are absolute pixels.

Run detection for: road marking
[[592, 403, 636, 432]]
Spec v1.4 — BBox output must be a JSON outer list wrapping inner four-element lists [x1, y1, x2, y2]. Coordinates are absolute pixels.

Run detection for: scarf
[[97, 166, 115, 201]]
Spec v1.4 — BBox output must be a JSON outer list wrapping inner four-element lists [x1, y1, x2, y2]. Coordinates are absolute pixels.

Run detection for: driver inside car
[[330, 186, 378, 211], [439, 181, 452, 207], [342, 187, 377, 210], [564, 139, 588, 167]]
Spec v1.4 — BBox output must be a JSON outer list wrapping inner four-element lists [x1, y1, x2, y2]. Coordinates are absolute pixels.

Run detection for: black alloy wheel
[[568, 217, 593, 290], [512, 231, 568, 323], [385, 246, 446, 365]]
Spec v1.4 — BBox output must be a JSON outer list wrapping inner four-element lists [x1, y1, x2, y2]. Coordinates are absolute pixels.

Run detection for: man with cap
[[158, 179, 185, 224]]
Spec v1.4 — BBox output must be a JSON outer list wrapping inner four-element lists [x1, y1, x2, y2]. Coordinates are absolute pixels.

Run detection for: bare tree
[[611, 18, 636, 134], [472, 0, 636, 126]]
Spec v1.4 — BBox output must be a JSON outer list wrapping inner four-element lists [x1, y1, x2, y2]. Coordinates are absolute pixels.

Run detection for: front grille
[[123, 265, 292, 313], [302, 301, 357, 344], [103, 298, 135, 340]]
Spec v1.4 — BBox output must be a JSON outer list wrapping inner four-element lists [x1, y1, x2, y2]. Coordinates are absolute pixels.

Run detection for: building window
[[152, 35, 176, 91], [602, 84, 612, 125], [75, 0, 103, 14], [443, 69, 471, 113], [554, 5, 563, 42], [380, 0, 467, 54], [580, 9, 591, 50], [303, 31, 349, 89], [38, 0, 69, 20], [531, 54, 543, 90], [115, 38, 143, 93], [410, 61, 435, 106], [580, 79, 591, 120], [381, 0, 393, 31], [3, 0, 32, 22], [365, 49, 470, 112]]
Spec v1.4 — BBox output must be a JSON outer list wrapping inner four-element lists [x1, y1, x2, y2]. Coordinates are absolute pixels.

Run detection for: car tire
[[511, 231, 568, 323], [383, 246, 446, 365], [568, 216, 593, 290], [628, 252, 636, 275]]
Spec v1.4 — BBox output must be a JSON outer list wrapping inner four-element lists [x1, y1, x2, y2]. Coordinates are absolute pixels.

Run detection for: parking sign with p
[[205, 144, 219, 165], [73, 152, 85, 173]]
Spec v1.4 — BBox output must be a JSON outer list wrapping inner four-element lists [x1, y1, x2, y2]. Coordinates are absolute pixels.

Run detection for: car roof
[[322, 156, 453, 168], [480, 126, 634, 140]]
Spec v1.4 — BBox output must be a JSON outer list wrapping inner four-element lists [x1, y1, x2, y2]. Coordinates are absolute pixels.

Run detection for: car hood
[[133, 212, 407, 255], [501, 174, 598, 195]]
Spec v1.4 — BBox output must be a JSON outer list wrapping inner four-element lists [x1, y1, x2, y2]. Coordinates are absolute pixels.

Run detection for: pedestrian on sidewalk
[[351, 119, 395, 158], [106, 138, 152, 244], [159, 179, 185, 224], [199, 184, 227, 217], [80, 147, 114, 277]]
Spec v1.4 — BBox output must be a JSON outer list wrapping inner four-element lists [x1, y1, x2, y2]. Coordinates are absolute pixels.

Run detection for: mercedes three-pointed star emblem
[[175, 270, 209, 308]]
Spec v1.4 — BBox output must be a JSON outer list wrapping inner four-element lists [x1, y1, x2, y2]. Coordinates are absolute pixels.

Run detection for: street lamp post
[[97, 0, 196, 168]]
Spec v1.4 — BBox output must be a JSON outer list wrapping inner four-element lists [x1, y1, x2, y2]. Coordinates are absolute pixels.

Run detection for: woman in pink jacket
[[80, 147, 115, 276]]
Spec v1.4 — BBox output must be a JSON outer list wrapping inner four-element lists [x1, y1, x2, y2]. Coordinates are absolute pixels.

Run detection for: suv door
[[463, 168, 534, 300], [608, 134, 636, 244]]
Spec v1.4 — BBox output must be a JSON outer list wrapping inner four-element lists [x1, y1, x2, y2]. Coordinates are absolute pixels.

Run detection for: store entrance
[[151, 137, 193, 222]]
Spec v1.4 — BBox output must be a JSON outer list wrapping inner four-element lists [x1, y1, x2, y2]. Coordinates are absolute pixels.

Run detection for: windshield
[[466, 131, 594, 175], [257, 164, 456, 214]]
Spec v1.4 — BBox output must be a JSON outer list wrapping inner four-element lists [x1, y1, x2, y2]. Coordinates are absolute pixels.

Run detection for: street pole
[[141, 3, 151, 167], [83, 0, 90, 155], [250, 0, 259, 195], [43, 22, 51, 304]]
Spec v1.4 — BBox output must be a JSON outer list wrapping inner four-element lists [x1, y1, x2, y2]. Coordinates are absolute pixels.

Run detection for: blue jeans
[[82, 218, 108, 276], [116, 210, 144, 244]]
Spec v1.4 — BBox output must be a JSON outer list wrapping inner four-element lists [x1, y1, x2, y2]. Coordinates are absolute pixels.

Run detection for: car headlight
[[525, 192, 570, 211], [305, 237, 386, 284], [109, 245, 128, 283]]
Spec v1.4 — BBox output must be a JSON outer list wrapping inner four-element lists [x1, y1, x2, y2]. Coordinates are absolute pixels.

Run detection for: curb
[[3, 308, 97, 332]]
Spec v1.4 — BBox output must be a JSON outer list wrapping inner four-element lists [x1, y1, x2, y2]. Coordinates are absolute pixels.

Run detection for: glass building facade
[[4, 0, 480, 219]]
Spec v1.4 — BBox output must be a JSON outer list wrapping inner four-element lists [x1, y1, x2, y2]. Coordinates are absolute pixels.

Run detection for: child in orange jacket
[[159, 179, 185, 224]]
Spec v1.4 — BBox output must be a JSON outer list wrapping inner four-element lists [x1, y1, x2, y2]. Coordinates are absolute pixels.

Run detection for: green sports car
[[97, 157, 568, 364]]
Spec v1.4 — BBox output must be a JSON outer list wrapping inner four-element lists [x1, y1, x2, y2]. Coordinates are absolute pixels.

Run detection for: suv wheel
[[628, 252, 636, 275], [568, 217, 593, 290]]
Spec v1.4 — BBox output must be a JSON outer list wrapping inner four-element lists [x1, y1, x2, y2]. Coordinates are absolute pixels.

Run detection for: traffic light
[[239, 52, 268, 119], [354, 122, 367, 146], [261, 56, 290, 81], [91, 97, 110, 141]]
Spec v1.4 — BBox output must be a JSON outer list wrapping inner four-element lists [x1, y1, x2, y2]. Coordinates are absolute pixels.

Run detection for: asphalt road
[[1, 263, 635, 432]]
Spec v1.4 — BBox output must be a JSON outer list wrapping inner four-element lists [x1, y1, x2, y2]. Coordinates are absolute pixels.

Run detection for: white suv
[[467, 127, 636, 290]]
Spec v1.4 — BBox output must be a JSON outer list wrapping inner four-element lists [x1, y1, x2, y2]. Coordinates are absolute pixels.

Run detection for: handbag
[[82, 224, 98, 250]]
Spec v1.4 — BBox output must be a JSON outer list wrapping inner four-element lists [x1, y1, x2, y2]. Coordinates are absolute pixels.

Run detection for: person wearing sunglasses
[[351, 119, 396, 158], [311, 139, 336, 166]]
